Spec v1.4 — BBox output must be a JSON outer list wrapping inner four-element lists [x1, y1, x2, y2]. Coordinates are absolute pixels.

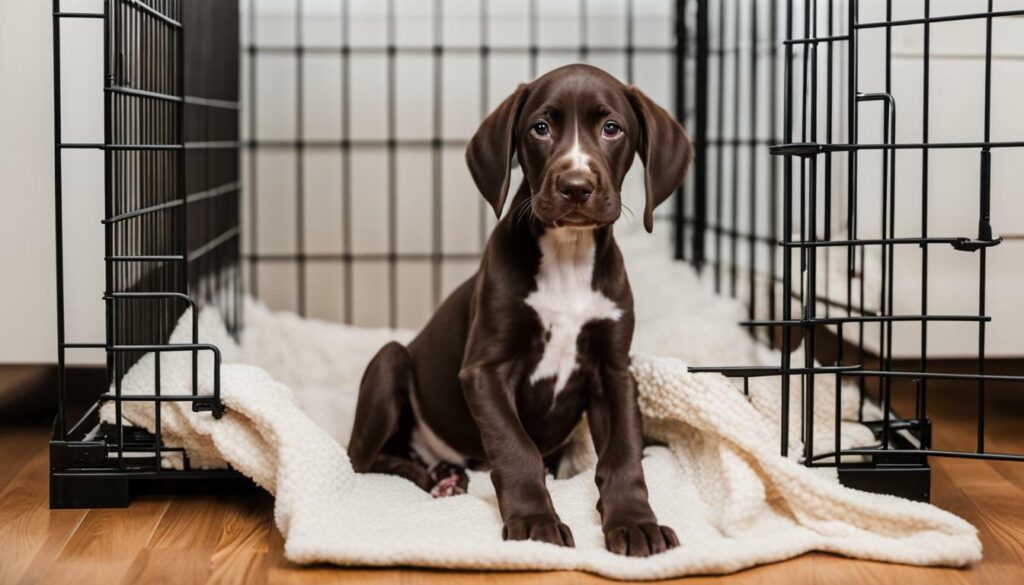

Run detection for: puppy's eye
[[602, 121, 623, 139], [531, 122, 550, 137]]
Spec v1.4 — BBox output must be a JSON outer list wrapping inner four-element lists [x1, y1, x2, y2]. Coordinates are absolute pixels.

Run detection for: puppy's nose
[[557, 174, 594, 203]]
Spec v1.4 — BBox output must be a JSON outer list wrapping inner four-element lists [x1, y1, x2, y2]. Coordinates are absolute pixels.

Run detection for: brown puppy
[[347, 64, 692, 556]]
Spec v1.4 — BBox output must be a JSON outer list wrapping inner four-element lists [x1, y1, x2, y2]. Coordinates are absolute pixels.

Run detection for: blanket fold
[[99, 303, 980, 580]]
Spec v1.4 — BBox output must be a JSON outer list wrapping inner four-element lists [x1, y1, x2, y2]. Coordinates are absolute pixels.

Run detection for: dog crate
[[50, 0, 246, 507], [684, 0, 1024, 501], [50, 0, 1024, 509]]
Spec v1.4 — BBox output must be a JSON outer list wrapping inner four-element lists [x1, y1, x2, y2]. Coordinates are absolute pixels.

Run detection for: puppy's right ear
[[466, 84, 530, 219]]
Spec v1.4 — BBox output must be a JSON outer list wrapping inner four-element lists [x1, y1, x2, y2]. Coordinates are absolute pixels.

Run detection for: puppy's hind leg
[[347, 341, 431, 490]]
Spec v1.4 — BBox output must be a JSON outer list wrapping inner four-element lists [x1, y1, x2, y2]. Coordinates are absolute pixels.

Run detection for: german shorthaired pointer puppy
[[348, 63, 692, 557]]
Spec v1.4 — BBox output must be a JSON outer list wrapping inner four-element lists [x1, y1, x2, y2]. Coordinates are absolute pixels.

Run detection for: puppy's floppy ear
[[466, 84, 530, 218], [626, 86, 692, 233]]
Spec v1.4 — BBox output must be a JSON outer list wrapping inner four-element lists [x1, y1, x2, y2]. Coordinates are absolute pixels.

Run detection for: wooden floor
[[3, 375, 1024, 584]]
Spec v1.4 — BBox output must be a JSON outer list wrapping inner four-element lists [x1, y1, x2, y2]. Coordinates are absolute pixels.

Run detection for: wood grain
[[3, 368, 1024, 584]]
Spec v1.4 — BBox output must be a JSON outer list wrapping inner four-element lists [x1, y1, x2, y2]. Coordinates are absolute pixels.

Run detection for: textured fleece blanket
[[101, 226, 980, 580]]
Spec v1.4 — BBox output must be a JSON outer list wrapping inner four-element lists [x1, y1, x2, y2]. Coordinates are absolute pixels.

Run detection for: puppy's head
[[466, 64, 692, 232]]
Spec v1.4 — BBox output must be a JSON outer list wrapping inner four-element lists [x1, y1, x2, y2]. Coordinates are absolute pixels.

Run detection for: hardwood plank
[[121, 547, 213, 585], [208, 493, 274, 584], [812, 552, 974, 585], [2, 358, 1023, 585], [34, 496, 172, 585], [148, 495, 232, 551], [0, 424, 49, 493], [209, 550, 269, 585], [665, 555, 816, 585], [936, 459, 1024, 585], [0, 448, 86, 584]]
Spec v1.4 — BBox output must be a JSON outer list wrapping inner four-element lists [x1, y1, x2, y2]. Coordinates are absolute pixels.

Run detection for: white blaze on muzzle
[[562, 120, 592, 172]]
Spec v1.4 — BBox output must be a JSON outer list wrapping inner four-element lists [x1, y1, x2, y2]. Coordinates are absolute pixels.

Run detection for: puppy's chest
[[524, 229, 622, 395]]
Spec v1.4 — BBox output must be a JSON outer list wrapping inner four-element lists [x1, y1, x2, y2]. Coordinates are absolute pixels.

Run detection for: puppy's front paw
[[605, 523, 679, 557], [502, 514, 575, 547]]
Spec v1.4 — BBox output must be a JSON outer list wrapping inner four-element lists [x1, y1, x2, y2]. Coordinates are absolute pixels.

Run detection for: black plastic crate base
[[839, 464, 931, 503], [50, 470, 259, 509]]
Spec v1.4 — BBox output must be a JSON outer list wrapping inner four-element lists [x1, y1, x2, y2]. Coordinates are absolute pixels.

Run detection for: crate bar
[[882, 0, 896, 451], [825, 0, 839, 464], [154, 351, 162, 469], [783, 236, 979, 248], [55, 11, 104, 18], [341, 0, 353, 323], [779, 0, 794, 457], [177, 0, 189, 406], [838, 449, 1024, 462], [100, 394, 220, 402], [188, 227, 240, 263], [105, 0, 118, 465], [743, 314, 990, 326], [625, 0, 634, 83], [480, 0, 491, 251], [774, 140, 1024, 152], [768, 0, 778, 347], [802, 0, 821, 462], [729, 0, 740, 298], [746, 0, 758, 327], [977, 0, 995, 454], [840, 370, 1024, 383], [107, 255, 185, 261], [672, 0, 687, 260], [247, 0, 258, 296], [296, 0, 306, 316], [848, 1, 866, 421], [713, 0, 724, 293], [849, 87, 899, 431], [699, 365, 1024, 384], [692, 0, 708, 271], [250, 138, 469, 148], [184, 95, 240, 110], [919, 0, 930, 435], [689, 364, 862, 377], [432, 0, 444, 308], [855, 9, 1024, 29], [108, 85, 182, 103], [782, 33, 847, 45], [250, 252, 481, 262], [59, 142, 239, 150], [124, 0, 181, 28], [529, 0, 537, 77], [248, 44, 675, 56], [52, 469, 245, 479], [52, 0, 70, 440], [387, 0, 398, 327]]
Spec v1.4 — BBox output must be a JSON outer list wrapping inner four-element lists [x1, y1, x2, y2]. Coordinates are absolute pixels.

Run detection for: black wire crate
[[50, 0, 245, 508], [688, 0, 1024, 502], [48, 0, 1024, 510]]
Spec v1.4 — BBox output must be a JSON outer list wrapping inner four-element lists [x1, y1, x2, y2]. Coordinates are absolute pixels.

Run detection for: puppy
[[348, 64, 692, 556]]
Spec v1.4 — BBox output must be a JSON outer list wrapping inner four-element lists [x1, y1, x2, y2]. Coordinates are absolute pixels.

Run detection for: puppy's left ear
[[466, 84, 530, 219], [627, 86, 692, 233]]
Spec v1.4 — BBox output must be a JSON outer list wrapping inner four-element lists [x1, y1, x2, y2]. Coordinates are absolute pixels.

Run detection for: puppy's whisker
[[514, 199, 534, 226], [620, 203, 637, 223], [512, 201, 526, 225]]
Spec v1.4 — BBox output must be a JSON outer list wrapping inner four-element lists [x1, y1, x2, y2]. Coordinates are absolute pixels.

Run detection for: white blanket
[[101, 226, 981, 580]]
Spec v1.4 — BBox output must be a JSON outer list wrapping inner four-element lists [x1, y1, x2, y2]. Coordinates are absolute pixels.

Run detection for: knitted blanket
[[100, 227, 981, 579]]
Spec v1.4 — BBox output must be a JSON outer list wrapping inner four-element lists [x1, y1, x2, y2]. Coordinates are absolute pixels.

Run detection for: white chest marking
[[525, 228, 622, 394]]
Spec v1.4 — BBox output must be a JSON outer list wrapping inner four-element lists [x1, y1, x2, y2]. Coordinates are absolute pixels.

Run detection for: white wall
[[0, 0, 106, 364], [3, 0, 1022, 364]]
